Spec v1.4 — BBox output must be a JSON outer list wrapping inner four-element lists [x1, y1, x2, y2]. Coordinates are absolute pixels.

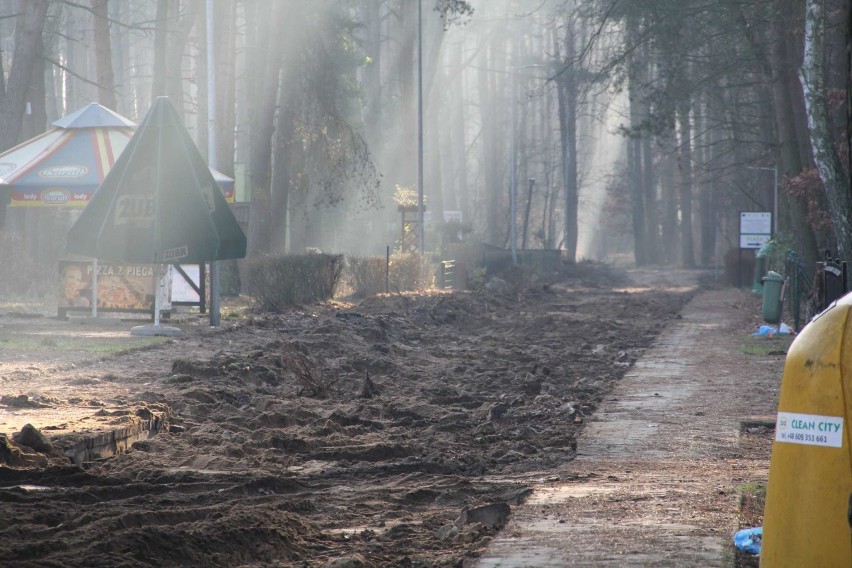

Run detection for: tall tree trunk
[[801, 0, 852, 257], [542, 31, 557, 250], [641, 130, 658, 263], [625, 13, 647, 265], [397, 1, 417, 190], [64, 6, 77, 114], [0, 34, 6, 100], [696, 96, 715, 265], [0, 0, 48, 152], [451, 45, 469, 220], [166, 0, 199, 120], [362, 0, 382, 148], [678, 99, 696, 267], [246, 0, 286, 257], [92, 0, 116, 110], [21, 35, 45, 141], [270, 78, 295, 253], [769, 4, 819, 265], [151, 0, 170, 99], [556, 17, 579, 263], [110, 0, 128, 114], [426, 64, 444, 223], [214, 0, 237, 177], [197, 0, 208, 161], [439, 51, 456, 217], [660, 130, 679, 264], [478, 43, 500, 246]]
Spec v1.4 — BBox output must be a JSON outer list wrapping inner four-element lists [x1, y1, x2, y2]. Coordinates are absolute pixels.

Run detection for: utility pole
[[207, 0, 220, 326]]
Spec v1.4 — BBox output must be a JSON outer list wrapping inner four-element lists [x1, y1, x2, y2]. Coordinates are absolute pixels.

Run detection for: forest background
[[0, 0, 848, 296]]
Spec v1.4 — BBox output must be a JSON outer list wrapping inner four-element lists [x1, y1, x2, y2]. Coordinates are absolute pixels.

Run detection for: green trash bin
[[762, 270, 784, 324], [753, 241, 776, 295]]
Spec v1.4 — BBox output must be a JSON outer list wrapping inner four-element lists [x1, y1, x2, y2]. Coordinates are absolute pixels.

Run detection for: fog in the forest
[[0, 0, 845, 278], [322, 0, 629, 263]]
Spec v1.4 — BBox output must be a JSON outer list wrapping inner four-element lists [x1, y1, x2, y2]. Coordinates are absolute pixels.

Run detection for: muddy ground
[[0, 263, 694, 567]]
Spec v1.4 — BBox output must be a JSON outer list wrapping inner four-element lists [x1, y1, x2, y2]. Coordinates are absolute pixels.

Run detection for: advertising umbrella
[[66, 96, 246, 264], [0, 102, 236, 207], [0, 103, 134, 207]]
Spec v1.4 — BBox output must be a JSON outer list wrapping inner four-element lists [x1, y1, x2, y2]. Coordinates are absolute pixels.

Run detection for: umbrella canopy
[[66, 97, 246, 263], [0, 103, 235, 206], [0, 104, 134, 207]]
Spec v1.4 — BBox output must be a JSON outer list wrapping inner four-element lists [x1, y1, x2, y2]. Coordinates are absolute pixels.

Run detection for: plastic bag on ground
[[734, 526, 762, 555], [752, 325, 776, 337]]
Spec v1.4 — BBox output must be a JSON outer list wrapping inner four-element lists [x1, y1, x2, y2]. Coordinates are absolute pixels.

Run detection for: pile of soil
[[0, 264, 693, 567]]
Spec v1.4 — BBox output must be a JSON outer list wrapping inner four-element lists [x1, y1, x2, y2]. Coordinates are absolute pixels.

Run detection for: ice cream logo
[[41, 188, 71, 204], [39, 165, 89, 178]]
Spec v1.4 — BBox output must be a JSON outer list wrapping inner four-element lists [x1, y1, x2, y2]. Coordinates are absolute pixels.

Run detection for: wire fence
[[783, 251, 813, 332], [781, 250, 847, 332]]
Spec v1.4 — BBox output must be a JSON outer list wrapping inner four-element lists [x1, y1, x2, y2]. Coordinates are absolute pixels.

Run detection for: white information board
[[740, 212, 772, 249]]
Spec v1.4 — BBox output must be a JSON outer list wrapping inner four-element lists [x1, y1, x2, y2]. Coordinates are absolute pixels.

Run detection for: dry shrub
[[345, 256, 387, 298], [388, 253, 433, 292], [280, 348, 336, 398], [247, 254, 343, 310], [341, 254, 433, 298]]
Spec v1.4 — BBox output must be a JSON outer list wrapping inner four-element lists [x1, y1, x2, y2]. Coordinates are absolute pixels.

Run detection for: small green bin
[[761, 270, 784, 324]]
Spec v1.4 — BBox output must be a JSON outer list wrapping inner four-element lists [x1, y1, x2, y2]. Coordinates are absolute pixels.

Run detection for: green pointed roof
[[66, 97, 246, 263]]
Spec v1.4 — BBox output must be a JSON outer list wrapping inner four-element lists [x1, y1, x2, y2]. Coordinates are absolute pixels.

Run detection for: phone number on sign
[[780, 432, 827, 444]]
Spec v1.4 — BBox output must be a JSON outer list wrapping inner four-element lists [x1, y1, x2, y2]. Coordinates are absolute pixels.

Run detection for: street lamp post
[[206, 0, 220, 326], [510, 64, 544, 264], [747, 165, 779, 236]]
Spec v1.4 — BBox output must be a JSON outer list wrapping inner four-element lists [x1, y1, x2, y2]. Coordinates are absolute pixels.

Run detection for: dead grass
[[0, 334, 168, 354]]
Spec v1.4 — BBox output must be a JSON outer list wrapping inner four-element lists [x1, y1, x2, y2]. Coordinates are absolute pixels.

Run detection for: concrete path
[[476, 283, 783, 567]]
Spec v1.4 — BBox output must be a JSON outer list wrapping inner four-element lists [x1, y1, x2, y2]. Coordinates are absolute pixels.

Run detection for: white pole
[[154, 265, 161, 327], [91, 259, 98, 317], [206, 0, 220, 326], [417, 0, 425, 254]]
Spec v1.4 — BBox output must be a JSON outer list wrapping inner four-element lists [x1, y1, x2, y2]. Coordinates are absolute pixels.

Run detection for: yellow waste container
[[761, 292, 852, 567]]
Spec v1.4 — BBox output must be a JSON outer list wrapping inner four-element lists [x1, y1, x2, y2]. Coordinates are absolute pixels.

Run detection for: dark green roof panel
[[67, 97, 246, 263]]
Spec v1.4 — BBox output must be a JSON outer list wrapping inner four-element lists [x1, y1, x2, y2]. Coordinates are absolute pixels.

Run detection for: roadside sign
[[740, 212, 772, 248]]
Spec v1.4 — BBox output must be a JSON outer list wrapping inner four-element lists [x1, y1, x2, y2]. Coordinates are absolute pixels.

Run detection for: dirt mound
[[0, 265, 694, 566]]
